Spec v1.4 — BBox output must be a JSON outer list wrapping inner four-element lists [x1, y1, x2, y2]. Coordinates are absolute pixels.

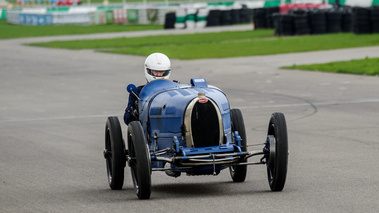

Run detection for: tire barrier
[[372, 6, 379, 33], [185, 8, 197, 29], [309, 9, 327, 34], [273, 6, 379, 36], [231, 9, 240, 24], [326, 10, 342, 33], [167, 5, 254, 29], [252, 6, 279, 29], [174, 9, 186, 29], [220, 9, 232, 26], [279, 3, 326, 14], [292, 9, 311, 35], [273, 13, 294, 36], [266, 6, 280, 28], [196, 8, 208, 28], [239, 5, 252, 24], [206, 10, 221, 27], [164, 12, 175, 29], [341, 9, 353, 32], [352, 7, 371, 34], [202, 5, 253, 27], [253, 7, 267, 29]]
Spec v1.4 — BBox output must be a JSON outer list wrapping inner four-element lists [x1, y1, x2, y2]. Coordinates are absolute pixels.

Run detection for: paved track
[[1, 26, 379, 212]]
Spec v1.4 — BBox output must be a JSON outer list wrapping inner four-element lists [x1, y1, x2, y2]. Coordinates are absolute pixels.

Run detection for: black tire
[[127, 121, 151, 199], [280, 14, 295, 36], [342, 12, 353, 32], [231, 9, 240, 24], [105, 116, 125, 190], [266, 112, 288, 191], [239, 7, 252, 23], [229, 109, 247, 182], [164, 12, 176, 29], [220, 10, 232, 25], [206, 10, 221, 26]]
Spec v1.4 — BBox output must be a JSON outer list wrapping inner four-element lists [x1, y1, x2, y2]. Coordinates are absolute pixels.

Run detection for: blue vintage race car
[[103, 78, 288, 199]]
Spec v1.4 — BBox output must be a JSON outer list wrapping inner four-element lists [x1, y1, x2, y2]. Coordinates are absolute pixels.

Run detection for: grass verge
[[27, 30, 379, 60], [281, 57, 379, 76], [0, 20, 163, 39]]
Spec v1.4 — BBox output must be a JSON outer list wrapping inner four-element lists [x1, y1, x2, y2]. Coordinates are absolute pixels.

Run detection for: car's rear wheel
[[229, 108, 248, 182], [127, 121, 151, 199], [104, 116, 125, 190], [266, 112, 288, 191]]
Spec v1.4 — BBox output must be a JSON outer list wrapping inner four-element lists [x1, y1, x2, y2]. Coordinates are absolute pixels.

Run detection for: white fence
[[6, 6, 172, 25]]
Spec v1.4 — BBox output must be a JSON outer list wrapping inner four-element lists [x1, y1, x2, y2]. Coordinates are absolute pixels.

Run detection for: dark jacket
[[123, 85, 144, 125]]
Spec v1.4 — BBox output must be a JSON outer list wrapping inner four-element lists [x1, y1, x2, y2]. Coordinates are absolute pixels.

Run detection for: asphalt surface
[[1, 26, 379, 213]]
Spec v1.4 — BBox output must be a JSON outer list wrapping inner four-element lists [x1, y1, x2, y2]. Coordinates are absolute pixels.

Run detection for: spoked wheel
[[127, 121, 151, 199], [266, 112, 288, 191], [229, 108, 248, 182], [104, 116, 125, 190]]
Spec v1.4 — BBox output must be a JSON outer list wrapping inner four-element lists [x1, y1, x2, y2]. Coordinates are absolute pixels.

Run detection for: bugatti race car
[[103, 78, 288, 199]]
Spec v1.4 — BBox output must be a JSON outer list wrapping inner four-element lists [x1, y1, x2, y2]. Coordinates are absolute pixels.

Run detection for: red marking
[[199, 98, 208, 103]]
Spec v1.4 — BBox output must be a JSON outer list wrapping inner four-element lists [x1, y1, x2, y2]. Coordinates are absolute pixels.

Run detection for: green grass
[[27, 30, 379, 60], [27, 29, 273, 49], [282, 57, 379, 76], [87, 0, 207, 3], [0, 20, 163, 39], [4, 17, 379, 76], [32, 0, 208, 4]]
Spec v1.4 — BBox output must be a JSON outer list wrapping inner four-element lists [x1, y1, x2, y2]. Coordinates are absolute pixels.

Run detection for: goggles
[[147, 68, 171, 77]]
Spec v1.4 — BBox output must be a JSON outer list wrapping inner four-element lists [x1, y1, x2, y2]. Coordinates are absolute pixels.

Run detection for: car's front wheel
[[229, 108, 248, 182], [127, 121, 151, 199], [104, 116, 125, 190], [266, 112, 288, 191]]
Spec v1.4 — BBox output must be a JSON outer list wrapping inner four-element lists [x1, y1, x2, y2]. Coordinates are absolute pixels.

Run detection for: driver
[[123, 52, 171, 125]]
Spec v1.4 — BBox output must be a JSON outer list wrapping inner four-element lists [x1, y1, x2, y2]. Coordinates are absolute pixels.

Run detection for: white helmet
[[144, 53, 171, 82]]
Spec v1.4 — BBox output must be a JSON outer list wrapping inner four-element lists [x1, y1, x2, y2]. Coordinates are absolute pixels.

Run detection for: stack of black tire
[[220, 10, 232, 25], [352, 7, 371, 34], [326, 10, 342, 33], [164, 12, 176, 29], [309, 9, 326, 34], [272, 13, 294, 36], [164, 5, 379, 32], [292, 9, 311, 35], [239, 5, 252, 23], [272, 7, 357, 36], [206, 6, 252, 27], [252, 7, 267, 28], [341, 8, 353, 32], [266, 7, 280, 28], [206, 10, 221, 26], [371, 6, 379, 33], [253, 6, 279, 29], [253, 7, 279, 29], [231, 9, 240, 24]]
